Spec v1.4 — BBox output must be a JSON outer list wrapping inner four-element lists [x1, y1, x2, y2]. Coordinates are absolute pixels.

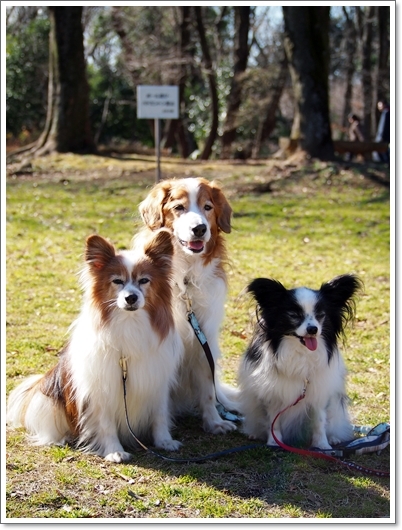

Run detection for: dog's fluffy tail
[[215, 380, 240, 413], [7, 375, 71, 446]]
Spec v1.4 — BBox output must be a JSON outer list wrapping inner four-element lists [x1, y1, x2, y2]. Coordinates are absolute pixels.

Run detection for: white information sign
[[137, 85, 179, 119]]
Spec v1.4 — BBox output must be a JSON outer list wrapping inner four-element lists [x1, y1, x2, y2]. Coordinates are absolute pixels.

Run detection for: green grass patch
[[5, 155, 391, 520]]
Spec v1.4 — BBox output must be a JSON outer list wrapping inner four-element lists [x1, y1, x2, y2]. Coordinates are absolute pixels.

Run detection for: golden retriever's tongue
[[304, 337, 318, 351], [188, 240, 204, 251]]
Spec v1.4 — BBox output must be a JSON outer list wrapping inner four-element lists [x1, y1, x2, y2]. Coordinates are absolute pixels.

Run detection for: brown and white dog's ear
[[144, 229, 174, 263], [139, 181, 172, 230], [210, 181, 232, 234], [85, 234, 116, 269]]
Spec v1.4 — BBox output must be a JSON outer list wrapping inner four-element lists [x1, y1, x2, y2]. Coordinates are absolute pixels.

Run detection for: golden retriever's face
[[139, 178, 232, 256]]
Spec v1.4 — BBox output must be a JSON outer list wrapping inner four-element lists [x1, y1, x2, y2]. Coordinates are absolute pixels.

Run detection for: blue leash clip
[[188, 311, 208, 346], [187, 310, 242, 423]]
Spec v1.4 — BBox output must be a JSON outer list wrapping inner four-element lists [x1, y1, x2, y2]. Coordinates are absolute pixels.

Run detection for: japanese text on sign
[[137, 86, 179, 119]]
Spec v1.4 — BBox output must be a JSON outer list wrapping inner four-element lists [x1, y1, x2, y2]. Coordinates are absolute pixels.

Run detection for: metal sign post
[[155, 118, 161, 182], [137, 86, 179, 182]]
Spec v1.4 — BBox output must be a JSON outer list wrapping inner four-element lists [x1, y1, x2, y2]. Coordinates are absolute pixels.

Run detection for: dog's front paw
[[155, 438, 182, 452], [104, 450, 132, 463], [204, 419, 237, 434], [327, 435, 342, 447]]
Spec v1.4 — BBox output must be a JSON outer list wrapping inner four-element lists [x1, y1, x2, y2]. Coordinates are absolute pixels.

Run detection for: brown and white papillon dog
[[138, 177, 238, 435], [7, 230, 184, 463], [238, 274, 362, 450]]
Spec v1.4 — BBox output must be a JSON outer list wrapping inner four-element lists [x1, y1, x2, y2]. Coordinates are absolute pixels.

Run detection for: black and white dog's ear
[[247, 278, 287, 309], [319, 274, 363, 329], [320, 274, 363, 306]]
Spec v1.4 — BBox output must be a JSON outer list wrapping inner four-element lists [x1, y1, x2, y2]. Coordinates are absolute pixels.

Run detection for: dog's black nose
[[192, 224, 207, 238], [125, 293, 138, 305], [307, 325, 318, 335]]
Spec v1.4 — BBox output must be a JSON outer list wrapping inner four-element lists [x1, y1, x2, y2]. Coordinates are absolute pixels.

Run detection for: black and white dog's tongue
[[304, 337, 318, 351]]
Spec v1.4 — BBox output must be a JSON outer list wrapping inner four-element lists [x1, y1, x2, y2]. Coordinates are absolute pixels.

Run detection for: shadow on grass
[[6, 409, 390, 518], [113, 414, 390, 518]]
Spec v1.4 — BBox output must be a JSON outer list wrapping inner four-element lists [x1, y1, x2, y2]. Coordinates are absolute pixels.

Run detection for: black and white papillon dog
[[238, 274, 362, 450]]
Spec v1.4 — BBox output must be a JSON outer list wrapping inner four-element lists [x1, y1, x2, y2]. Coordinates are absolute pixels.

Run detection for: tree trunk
[[341, 7, 358, 129], [357, 6, 375, 139], [94, 93, 111, 146], [163, 7, 193, 158], [8, 6, 94, 163], [170, 6, 192, 158], [251, 57, 288, 158], [220, 7, 251, 158], [282, 6, 334, 160], [377, 6, 390, 103], [36, 7, 93, 154], [194, 6, 219, 160]]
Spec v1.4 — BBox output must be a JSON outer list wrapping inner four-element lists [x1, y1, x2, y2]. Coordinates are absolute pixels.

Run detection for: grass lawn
[[4, 153, 392, 521]]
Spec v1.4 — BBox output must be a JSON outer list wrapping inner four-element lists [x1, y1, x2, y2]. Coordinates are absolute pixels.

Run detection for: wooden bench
[[332, 140, 389, 155], [279, 137, 389, 156]]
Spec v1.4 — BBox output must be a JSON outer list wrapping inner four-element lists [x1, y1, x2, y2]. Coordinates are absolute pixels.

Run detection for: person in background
[[374, 99, 390, 163], [348, 114, 365, 141], [345, 114, 364, 161]]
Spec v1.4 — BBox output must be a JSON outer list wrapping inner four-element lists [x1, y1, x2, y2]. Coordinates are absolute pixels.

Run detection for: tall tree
[[282, 6, 334, 159], [35, 7, 93, 154], [194, 6, 219, 160], [220, 7, 251, 158], [159, 6, 194, 157], [111, 6, 196, 158], [251, 57, 288, 158], [376, 6, 390, 104], [357, 5, 376, 139], [8, 6, 94, 161], [174, 6, 193, 158], [341, 7, 358, 129]]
